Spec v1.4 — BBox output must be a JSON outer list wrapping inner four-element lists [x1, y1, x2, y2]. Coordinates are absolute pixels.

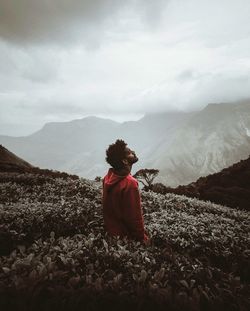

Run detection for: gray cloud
[[129, 70, 250, 113], [0, 0, 119, 46], [0, 0, 250, 136], [0, 0, 169, 47], [0, 40, 60, 89]]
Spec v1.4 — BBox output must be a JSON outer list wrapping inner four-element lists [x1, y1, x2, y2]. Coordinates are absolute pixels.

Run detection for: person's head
[[105, 139, 138, 170]]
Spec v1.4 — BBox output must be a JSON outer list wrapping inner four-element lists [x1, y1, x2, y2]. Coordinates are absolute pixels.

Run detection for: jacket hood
[[104, 168, 129, 190]]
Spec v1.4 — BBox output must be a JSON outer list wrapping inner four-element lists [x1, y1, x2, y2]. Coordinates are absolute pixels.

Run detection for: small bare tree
[[134, 169, 159, 190]]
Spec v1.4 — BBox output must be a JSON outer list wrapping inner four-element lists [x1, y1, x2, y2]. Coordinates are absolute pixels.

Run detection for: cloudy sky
[[1, 0, 250, 136]]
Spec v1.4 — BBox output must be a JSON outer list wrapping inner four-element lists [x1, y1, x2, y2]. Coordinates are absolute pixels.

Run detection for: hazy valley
[[1, 100, 250, 187]]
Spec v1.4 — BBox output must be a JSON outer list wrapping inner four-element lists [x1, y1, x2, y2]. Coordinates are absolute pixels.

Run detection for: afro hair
[[105, 139, 128, 170]]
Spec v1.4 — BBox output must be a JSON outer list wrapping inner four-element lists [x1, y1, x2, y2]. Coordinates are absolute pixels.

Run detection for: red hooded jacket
[[102, 168, 148, 242]]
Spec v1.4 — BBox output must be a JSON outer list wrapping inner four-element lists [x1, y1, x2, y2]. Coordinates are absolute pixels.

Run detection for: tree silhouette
[[134, 169, 159, 190]]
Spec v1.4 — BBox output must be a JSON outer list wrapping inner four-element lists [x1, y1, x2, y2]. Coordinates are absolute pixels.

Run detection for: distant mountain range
[[1, 100, 250, 186]]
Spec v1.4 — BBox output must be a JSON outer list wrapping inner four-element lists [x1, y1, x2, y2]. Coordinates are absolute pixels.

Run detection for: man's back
[[102, 168, 148, 242]]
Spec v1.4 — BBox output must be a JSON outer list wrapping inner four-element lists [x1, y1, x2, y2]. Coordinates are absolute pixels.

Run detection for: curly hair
[[105, 139, 128, 169]]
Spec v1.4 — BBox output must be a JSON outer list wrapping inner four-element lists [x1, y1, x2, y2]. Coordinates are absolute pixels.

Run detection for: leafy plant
[[134, 169, 159, 190], [0, 171, 249, 310]]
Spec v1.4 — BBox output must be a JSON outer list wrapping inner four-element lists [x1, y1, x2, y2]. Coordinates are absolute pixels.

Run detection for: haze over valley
[[1, 100, 250, 186]]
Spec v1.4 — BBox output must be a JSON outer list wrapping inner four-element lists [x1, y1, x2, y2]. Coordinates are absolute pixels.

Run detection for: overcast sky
[[1, 0, 250, 136]]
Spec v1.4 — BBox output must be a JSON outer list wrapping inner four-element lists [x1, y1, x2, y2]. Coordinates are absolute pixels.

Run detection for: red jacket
[[102, 168, 148, 242]]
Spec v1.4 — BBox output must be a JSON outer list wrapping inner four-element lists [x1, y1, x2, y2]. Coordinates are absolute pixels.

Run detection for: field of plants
[[0, 171, 249, 311]]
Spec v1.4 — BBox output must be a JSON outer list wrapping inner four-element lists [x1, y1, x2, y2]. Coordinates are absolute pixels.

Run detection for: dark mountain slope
[[0, 144, 33, 172], [0, 145, 79, 181], [152, 156, 250, 210]]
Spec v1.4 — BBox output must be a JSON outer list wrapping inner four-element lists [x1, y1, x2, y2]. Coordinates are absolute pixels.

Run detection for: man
[[102, 139, 150, 245]]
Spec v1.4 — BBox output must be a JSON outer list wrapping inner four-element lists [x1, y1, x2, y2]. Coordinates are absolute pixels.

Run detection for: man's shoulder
[[125, 174, 138, 188]]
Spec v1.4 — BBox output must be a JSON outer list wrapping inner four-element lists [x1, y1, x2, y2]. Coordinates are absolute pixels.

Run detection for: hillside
[[154, 101, 250, 186], [0, 144, 80, 182], [0, 144, 34, 172], [1, 100, 250, 186], [152, 156, 250, 211], [0, 171, 249, 310]]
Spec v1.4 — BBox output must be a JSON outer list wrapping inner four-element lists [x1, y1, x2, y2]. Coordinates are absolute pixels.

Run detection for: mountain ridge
[[1, 100, 250, 186]]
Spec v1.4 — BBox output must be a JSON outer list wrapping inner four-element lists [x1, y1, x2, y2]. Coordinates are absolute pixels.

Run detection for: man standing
[[102, 139, 149, 244]]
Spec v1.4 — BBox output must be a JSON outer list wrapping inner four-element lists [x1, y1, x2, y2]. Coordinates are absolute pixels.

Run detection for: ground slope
[[152, 156, 250, 211], [0, 144, 34, 172], [0, 171, 249, 311]]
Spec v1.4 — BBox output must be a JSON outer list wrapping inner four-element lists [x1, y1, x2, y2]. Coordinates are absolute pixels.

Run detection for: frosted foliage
[[0, 172, 249, 310]]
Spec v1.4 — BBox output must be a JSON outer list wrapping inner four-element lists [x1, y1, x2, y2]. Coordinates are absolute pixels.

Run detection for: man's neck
[[113, 165, 132, 176]]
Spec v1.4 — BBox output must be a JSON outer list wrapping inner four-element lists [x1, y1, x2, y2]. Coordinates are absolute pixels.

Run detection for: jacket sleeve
[[122, 184, 148, 242]]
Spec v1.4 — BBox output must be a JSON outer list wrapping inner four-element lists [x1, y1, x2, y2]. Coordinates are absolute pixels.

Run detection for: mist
[[0, 0, 250, 136]]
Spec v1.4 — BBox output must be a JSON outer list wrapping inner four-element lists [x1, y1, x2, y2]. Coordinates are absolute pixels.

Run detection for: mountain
[[0, 112, 191, 181], [154, 101, 250, 186], [0, 144, 81, 182], [152, 156, 250, 211], [0, 144, 33, 172], [0, 117, 120, 178], [1, 100, 250, 186]]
